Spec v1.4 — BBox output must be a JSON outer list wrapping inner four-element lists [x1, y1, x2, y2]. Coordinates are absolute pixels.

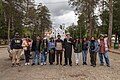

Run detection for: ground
[[0, 48, 120, 80]]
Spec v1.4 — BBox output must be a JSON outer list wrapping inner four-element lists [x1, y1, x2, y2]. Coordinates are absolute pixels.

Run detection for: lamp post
[[73, 28, 76, 38]]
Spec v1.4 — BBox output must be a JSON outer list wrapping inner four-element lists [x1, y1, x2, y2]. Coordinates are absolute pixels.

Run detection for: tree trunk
[[8, 17, 11, 43], [108, 0, 113, 46], [88, 0, 94, 38], [11, 15, 14, 34]]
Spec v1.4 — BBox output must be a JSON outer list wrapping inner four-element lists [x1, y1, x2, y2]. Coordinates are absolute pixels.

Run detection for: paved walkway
[[0, 48, 120, 80], [110, 48, 120, 54]]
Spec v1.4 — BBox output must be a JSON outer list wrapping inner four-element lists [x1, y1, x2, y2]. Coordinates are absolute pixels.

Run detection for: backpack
[[90, 41, 95, 50]]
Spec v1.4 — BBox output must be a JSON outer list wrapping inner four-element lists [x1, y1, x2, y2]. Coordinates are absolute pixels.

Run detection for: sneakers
[[11, 63, 21, 67], [44, 62, 47, 65], [25, 63, 28, 66], [76, 63, 79, 65], [107, 64, 110, 67], [100, 63, 104, 66], [37, 63, 40, 65], [25, 63, 30, 66], [63, 64, 67, 66], [16, 63, 21, 66], [27, 63, 30, 65], [60, 63, 62, 65], [83, 62, 87, 65], [31, 63, 35, 66], [84, 62, 87, 65], [41, 63, 43, 66], [93, 65, 96, 67], [11, 63, 15, 67]]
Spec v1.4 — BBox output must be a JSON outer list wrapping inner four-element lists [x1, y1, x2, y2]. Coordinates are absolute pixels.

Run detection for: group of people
[[10, 32, 110, 67]]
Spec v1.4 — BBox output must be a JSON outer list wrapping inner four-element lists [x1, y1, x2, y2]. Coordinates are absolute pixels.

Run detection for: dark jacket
[[40, 41, 48, 52], [64, 38, 73, 58], [82, 41, 88, 50], [31, 40, 41, 52], [10, 37, 23, 49], [73, 41, 82, 53]]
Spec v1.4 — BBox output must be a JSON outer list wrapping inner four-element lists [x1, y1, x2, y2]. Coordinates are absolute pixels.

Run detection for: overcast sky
[[34, 0, 78, 28]]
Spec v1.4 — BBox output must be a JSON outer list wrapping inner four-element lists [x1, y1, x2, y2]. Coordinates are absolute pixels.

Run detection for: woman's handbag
[[50, 49, 54, 54]]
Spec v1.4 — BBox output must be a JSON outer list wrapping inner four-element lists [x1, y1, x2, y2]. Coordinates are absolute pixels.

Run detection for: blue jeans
[[32, 51, 40, 64], [41, 52, 47, 63], [82, 50, 88, 63], [99, 52, 110, 65]]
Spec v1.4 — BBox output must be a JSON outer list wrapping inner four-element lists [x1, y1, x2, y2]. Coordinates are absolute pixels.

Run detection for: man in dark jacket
[[31, 36, 41, 65], [63, 33, 73, 66], [10, 32, 22, 67]]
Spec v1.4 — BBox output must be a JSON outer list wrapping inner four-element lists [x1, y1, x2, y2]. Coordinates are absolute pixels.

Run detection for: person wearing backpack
[[88, 36, 98, 67]]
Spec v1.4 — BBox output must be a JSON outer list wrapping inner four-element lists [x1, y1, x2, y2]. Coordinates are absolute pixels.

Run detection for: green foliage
[[0, 0, 52, 39], [36, 4, 52, 37], [69, 0, 100, 37], [99, 10, 109, 34]]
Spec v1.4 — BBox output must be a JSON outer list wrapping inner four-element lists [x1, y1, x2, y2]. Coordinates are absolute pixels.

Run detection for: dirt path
[[0, 48, 120, 80]]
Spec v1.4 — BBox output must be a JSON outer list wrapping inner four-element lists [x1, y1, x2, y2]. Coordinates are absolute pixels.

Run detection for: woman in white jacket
[[98, 34, 110, 67], [22, 36, 32, 65]]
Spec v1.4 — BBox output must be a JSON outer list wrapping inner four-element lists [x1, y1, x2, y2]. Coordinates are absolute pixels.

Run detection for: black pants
[[56, 50, 63, 64], [24, 50, 30, 63], [65, 58, 72, 65], [90, 51, 97, 65]]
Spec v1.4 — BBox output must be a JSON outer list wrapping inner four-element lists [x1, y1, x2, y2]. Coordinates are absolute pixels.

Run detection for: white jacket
[[22, 40, 31, 50], [98, 37, 110, 51]]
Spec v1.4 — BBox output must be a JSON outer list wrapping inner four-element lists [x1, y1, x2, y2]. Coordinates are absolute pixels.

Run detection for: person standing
[[56, 35, 64, 65], [82, 37, 88, 65], [10, 32, 23, 67], [63, 33, 73, 66], [98, 34, 110, 67], [40, 38, 48, 65], [22, 35, 32, 65], [88, 36, 98, 67], [73, 38, 82, 65], [31, 36, 41, 66], [48, 37, 56, 65]]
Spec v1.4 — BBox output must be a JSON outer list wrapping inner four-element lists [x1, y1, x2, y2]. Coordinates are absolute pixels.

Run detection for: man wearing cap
[[63, 33, 73, 66], [10, 32, 23, 67], [55, 35, 64, 65], [98, 34, 110, 67]]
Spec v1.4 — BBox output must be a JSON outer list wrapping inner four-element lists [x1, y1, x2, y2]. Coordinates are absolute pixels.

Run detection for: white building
[[52, 25, 66, 40]]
